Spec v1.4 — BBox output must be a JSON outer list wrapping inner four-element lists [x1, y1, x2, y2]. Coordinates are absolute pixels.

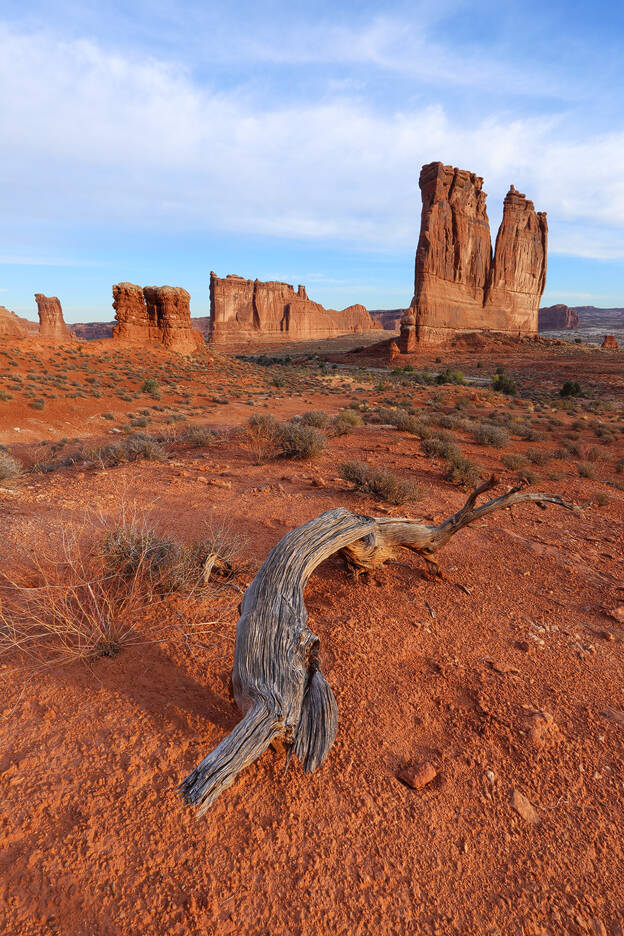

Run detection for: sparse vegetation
[[340, 460, 420, 505], [0, 450, 22, 482], [560, 380, 582, 398]]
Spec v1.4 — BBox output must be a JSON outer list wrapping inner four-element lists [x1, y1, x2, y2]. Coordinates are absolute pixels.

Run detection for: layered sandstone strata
[[209, 273, 376, 345], [410, 162, 547, 346], [112, 283, 203, 353], [35, 294, 70, 342], [538, 305, 580, 330]]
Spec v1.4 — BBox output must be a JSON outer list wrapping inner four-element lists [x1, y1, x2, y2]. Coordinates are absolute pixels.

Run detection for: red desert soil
[[1, 337, 623, 935]]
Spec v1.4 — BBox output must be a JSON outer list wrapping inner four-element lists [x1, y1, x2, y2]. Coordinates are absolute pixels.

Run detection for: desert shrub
[[246, 413, 282, 463], [340, 460, 420, 505], [615, 458, 624, 474], [501, 453, 528, 470], [278, 422, 326, 460], [516, 467, 540, 484], [491, 371, 517, 395], [436, 368, 466, 385], [434, 413, 472, 432], [331, 409, 363, 435], [130, 416, 149, 428], [525, 448, 551, 466], [595, 491, 610, 506], [421, 437, 462, 461], [583, 446, 602, 463], [444, 454, 480, 487], [577, 462, 595, 479], [299, 410, 331, 428], [0, 390, 13, 401], [0, 450, 22, 482], [142, 377, 161, 399], [560, 380, 581, 398], [29, 399, 45, 410], [472, 423, 509, 447], [87, 434, 166, 467], [102, 412, 115, 420], [179, 425, 217, 446]]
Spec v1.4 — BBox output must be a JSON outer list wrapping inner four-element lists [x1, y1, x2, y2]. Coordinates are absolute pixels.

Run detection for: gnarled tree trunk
[[179, 478, 577, 815]]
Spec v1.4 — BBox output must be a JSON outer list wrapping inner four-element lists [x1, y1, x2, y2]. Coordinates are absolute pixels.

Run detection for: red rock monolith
[[112, 283, 203, 353], [410, 162, 547, 346], [143, 286, 204, 354], [35, 294, 70, 342]]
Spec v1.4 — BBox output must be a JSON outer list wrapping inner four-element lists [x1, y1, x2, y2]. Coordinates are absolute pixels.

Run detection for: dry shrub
[[0, 517, 247, 666], [331, 409, 363, 435], [501, 453, 528, 470], [278, 422, 326, 460], [298, 410, 331, 428], [473, 423, 509, 447], [246, 413, 282, 463], [341, 459, 420, 505], [0, 449, 22, 483], [421, 437, 461, 461], [443, 454, 481, 487]]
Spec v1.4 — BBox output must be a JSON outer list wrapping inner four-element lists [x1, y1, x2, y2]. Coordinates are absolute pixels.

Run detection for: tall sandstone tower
[[403, 162, 547, 348]]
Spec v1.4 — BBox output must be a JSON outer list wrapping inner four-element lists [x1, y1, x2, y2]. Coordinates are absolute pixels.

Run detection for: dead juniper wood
[[179, 477, 578, 816]]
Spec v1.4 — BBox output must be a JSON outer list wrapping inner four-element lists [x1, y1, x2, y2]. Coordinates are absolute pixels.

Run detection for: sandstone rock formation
[[601, 334, 619, 350], [399, 313, 416, 354], [35, 294, 70, 342], [409, 162, 547, 347], [112, 283, 203, 353], [0, 306, 36, 339], [538, 304, 580, 330], [209, 273, 376, 346]]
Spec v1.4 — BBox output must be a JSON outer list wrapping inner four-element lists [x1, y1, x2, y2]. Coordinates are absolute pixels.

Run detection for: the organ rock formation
[[112, 284, 203, 353], [35, 294, 70, 342], [409, 162, 547, 346], [538, 304, 580, 330], [209, 273, 377, 346]]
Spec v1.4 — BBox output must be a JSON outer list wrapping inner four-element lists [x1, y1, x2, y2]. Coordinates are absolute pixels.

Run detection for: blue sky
[[0, 0, 623, 322]]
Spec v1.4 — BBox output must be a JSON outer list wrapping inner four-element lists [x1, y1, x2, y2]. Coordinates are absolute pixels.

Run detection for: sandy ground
[[1, 337, 623, 935]]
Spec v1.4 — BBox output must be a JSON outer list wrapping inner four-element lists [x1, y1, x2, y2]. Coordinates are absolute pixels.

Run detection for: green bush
[[142, 377, 161, 398], [560, 380, 581, 398], [491, 372, 517, 396], [341, 460, 420, 505]]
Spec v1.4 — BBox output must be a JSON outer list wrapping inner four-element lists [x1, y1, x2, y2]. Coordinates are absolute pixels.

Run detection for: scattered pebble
[[511, 788, 540, 825], [397, 762, 438, 789]]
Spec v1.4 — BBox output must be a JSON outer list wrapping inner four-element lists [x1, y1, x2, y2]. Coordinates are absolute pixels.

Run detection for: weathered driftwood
[[179, 477, 577, 815]]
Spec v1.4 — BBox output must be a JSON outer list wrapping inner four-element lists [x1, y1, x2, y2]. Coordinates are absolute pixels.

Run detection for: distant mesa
[[602, 334, 619, 350], [112, 283, 204, 354], [208, 272, 378, 346], [538, 304, 579, 330], [405, 162, 547, 348], [35, 293, 70, 342]]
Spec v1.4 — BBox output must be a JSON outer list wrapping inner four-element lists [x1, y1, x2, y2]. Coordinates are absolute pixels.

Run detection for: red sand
[[1, 338, 623, 935]]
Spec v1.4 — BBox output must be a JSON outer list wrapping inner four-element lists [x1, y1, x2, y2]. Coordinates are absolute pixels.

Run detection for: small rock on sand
[[397, 762, 437, 789], [511, 788, 540, 824]]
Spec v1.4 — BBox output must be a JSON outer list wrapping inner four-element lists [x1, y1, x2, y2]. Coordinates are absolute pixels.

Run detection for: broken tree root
[[179, 477, 578, 816]]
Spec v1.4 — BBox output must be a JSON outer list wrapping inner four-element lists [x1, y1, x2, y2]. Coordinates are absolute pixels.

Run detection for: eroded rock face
[[112, 283, 203, 353], [143, 286, 204, 353], [538, 304, 580, 330], [410, 162, 547, 346], [399, 313, 416, 354], [209, 272, 376, 346], [0, 306, 34, 339], [35, 294, 70, 342], [602, 334, 619, 350]]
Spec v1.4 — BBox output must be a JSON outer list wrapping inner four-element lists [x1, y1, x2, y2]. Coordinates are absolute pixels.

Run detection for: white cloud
[[0, 23, 623, 260]]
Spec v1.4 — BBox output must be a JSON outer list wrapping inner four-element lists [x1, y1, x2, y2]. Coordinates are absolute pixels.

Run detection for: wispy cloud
[[0, 19, 623, 266]]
